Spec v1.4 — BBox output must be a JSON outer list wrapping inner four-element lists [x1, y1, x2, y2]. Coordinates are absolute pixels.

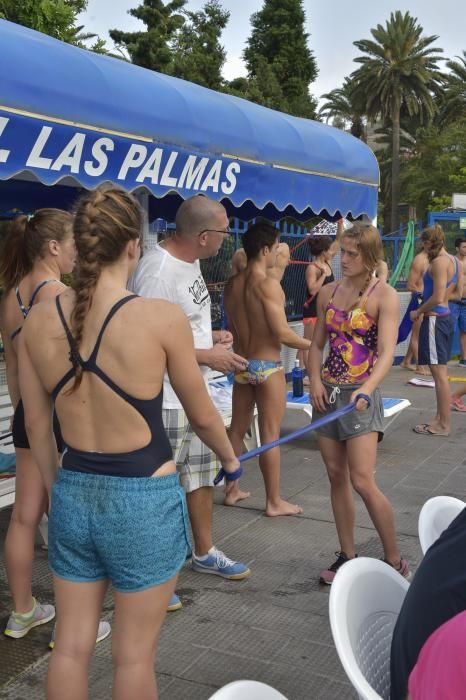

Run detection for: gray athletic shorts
[[311, 382, 384, 442]]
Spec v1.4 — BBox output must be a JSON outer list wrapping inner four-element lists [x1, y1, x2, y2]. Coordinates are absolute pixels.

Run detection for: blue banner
[[0, 108, 377, 218]]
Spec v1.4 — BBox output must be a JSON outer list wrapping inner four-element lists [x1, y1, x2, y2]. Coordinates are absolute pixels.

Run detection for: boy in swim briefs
[[223, 221, 311, 515]]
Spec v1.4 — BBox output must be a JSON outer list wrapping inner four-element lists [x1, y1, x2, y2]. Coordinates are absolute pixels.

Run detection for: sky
[[80, 0, 465, 103]]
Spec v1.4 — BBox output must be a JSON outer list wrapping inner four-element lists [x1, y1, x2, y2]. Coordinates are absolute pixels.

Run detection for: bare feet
[[224, 486, 251, 506], [266, 499, 303, 517], [400, 361, 416, 371], [416, 366, 432, 376]]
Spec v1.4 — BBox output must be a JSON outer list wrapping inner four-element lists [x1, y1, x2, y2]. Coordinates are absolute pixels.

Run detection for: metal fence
[[148, 218, 435, 328]]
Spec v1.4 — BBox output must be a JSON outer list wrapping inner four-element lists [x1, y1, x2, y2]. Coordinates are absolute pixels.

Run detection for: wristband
[[213, 464, 243, 486], [354, 392, 371, 407]]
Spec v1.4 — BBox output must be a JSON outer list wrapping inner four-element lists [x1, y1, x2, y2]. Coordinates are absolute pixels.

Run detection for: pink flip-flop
[[451, 398, 466, 413]]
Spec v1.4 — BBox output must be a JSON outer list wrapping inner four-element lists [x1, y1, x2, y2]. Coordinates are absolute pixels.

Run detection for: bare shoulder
[[259, 275, 282, 298], [374, 281, 398, 305], [319, 281, 337, 303]]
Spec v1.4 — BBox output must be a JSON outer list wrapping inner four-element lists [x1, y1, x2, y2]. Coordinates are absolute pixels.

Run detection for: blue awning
[[0, 20, 379, 220]]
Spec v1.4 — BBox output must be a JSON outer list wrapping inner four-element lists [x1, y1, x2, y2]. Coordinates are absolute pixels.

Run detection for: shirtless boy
[[224, 221, 311, 515], [450, 238, 466, 367]]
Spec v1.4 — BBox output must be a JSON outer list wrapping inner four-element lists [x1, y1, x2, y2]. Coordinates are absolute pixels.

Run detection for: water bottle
[[292, 359, 304, 398]]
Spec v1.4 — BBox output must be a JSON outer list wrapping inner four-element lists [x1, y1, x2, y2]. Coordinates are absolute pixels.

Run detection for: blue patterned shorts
[[49, 470, 191, 592]]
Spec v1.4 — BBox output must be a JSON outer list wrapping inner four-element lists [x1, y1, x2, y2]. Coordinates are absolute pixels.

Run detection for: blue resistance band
[[214, 392, 372, 485]]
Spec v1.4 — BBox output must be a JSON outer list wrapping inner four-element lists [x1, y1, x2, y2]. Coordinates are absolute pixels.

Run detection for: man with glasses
[[131, 195, 250, 611]]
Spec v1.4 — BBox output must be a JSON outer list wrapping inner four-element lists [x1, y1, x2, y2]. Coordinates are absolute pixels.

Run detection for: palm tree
[[351, 11, 443, 231], [319, 79, 366, 140], [439, 51, 466, 126]]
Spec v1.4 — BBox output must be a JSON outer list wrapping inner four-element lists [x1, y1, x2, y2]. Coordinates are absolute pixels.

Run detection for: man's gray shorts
[[311, 382, 384, 442]]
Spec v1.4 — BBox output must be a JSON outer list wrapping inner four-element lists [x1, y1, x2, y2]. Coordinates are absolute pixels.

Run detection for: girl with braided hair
[[308, 223, 410, 585], [0, 209, 75, 639], [18, 187, 240, 699]]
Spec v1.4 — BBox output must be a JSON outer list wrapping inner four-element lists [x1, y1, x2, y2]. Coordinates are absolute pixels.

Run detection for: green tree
[[110, 0, 186, 72], [402, 118, 466, 218], [319, 79, 366, 140], [0, 0, 106, 51], [351, 11, 443, 231], [439, 51, 466, 126], [243, 0, 318, 118], [170, 1, 229, 90]]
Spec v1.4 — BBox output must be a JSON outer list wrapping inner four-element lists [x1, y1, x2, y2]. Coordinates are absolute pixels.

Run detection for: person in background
[[19, 187, 242, 699], [297, 220, 344, 382], [400, 232, 431, 375], [375, 258, 389, 283], [308, 223, 409, 585], [449, 237, 466, 367], [411, 225, 462, 436]]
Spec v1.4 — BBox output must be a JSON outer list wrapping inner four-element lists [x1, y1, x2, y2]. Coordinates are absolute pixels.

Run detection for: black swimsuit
[[11, 279, 64, 451], [53, 294, 173, 478], [303, 263, 335, 318]]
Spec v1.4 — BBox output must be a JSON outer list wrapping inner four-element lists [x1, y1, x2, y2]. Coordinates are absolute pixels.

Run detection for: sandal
[[451, 398, 466, 413], [413, 424, 450, 437]]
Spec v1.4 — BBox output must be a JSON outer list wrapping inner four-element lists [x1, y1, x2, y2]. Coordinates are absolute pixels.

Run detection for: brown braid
[[68, 187, 143, 392]]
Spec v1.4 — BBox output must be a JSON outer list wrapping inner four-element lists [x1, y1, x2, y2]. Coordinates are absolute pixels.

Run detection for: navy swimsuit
[[53, 294, 173, 478]]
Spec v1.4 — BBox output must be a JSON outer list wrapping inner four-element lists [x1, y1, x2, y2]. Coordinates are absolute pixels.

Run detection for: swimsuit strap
[[11, 279, 61, 339], [14, 287, 28, 318], [88, 295, 139, 363], [29, 279, 61, 307], [55, 295, 83, 366], [360, 279, 380, 310], [328, 283, 341, 305], [56, 294, 139, 366]]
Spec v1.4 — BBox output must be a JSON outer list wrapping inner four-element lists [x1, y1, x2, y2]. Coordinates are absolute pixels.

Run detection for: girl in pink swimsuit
[[308, 223, 410, 585]]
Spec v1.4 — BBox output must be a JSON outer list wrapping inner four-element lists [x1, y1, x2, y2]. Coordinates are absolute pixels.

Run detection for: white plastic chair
[[418, 496, 465, 554], [208, 680, 288, 699], [329, 557, 409, 700]]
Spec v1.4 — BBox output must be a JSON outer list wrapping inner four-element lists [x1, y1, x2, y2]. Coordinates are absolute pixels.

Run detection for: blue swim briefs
[[48, 470, 191, 593]]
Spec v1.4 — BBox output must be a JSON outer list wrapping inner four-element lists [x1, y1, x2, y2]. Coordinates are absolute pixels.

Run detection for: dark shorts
[[12, 399, 64, 452], [49, 470, 191, 592], [311, 382, 384, 442], [449, 300, 466, 333], [419, 315, 454, 366]]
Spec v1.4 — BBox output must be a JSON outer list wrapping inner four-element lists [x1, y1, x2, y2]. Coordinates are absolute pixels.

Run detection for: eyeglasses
[[198, 227, 231, 237]]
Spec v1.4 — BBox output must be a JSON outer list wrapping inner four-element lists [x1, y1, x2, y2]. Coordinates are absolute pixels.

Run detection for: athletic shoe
[[167, 593, 182, 612], [382, 557, 411, 580], [451, 397, 466, 412], [48, 620, 111, 650], [191, 547, 250, 580], [4, 598, 55, 639], [319, 551, 356, 585], [458, 360, 466, 368]]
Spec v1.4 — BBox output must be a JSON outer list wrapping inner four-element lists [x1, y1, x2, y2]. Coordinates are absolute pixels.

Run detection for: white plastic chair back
[[329, 557, 409, 700], [208, 680, 288, 699], [418, 496, 465, 554]]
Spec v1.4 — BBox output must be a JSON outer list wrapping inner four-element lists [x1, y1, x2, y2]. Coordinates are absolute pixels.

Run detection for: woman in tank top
[[308, 222, 410, 585]]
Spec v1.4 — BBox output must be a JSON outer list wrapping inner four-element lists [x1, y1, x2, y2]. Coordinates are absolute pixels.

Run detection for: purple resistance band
[[214, 393, 372, 486]]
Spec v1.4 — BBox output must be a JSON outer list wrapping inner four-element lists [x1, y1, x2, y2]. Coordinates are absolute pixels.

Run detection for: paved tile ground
[[0, 366, 465, 699]]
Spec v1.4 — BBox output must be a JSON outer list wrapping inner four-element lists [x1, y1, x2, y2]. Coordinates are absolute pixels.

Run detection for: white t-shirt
[[130, 243, 213, 409]]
